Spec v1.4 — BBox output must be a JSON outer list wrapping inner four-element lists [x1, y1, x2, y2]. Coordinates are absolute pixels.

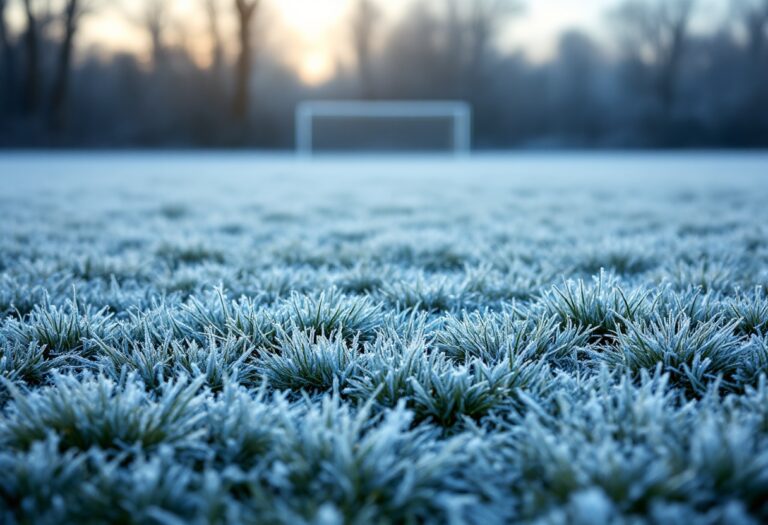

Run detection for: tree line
[[0, 0, 766, 149]]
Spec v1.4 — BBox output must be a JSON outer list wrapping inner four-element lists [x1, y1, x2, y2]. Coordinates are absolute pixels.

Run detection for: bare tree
[[351, 0, 381, 98], [0, 0, 9, 64], [734, 0, 768, 59], [466, 0, 522, 68], [443, 0, 523, 95], [0, 0, 14, 107], [204, 0, 224, 76], [21, 0, 40, 114], [144, 0, 168, 69], [612, 0, 697, 116], [15, 0, 58, 117], [233, 0, 259, 121], [49, 0, 90, 126], [119, 0, 169, 69]]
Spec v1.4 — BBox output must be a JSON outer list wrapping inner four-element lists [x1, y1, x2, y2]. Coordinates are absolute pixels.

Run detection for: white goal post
[[296, 101, 472, 156]]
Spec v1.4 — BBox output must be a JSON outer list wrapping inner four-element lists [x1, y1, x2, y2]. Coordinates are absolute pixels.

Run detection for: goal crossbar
[[296, 101, 472, 156]]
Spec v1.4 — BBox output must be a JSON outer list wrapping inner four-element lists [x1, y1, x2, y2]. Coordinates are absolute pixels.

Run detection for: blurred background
[[0, 0, 766, 150]]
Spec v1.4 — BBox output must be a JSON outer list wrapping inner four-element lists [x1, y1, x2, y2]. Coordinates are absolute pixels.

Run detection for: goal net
[[296, 101, 472, 156]]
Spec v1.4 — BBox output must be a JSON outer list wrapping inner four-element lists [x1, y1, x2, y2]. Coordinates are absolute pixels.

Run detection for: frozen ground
[[1, 152, 768, 524]]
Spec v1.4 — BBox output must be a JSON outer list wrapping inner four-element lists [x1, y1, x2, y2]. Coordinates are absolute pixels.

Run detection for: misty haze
[[0, 0, 766, 148]]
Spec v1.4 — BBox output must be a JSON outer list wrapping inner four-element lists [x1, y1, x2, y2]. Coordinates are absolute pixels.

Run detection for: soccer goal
[[296, 101, 472, 156]]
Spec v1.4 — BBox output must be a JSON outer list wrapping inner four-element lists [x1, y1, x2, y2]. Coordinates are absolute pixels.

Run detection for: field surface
[[1, 153, 768, 524]]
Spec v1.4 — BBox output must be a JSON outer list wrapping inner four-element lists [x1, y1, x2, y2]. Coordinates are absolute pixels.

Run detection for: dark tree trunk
[[354, 30, 374, 99], [658, 22, 686, 119], [745, 3, 768, 62], [21, 0, 40, 115], [149, 24, 164, 69], [745, 4, 768, 118], [352, 0, 380, 99], [233, 0, 258, 122], [142, 1, 167, 71], [206, 0, 224, 78], [50, 0, 79, 128], [0, 0, 16, 110]]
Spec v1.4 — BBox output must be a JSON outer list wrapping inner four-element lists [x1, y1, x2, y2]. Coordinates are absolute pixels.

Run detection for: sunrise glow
[[7, 0, 632, 85]]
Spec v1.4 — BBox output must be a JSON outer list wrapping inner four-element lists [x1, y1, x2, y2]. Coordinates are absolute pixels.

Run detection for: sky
[[263, 0, 619, 82], [5, 0, 720, 85]]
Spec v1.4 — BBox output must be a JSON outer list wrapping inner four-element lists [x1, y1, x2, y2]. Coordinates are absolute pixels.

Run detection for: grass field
[[1, 153, 768, 524]]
